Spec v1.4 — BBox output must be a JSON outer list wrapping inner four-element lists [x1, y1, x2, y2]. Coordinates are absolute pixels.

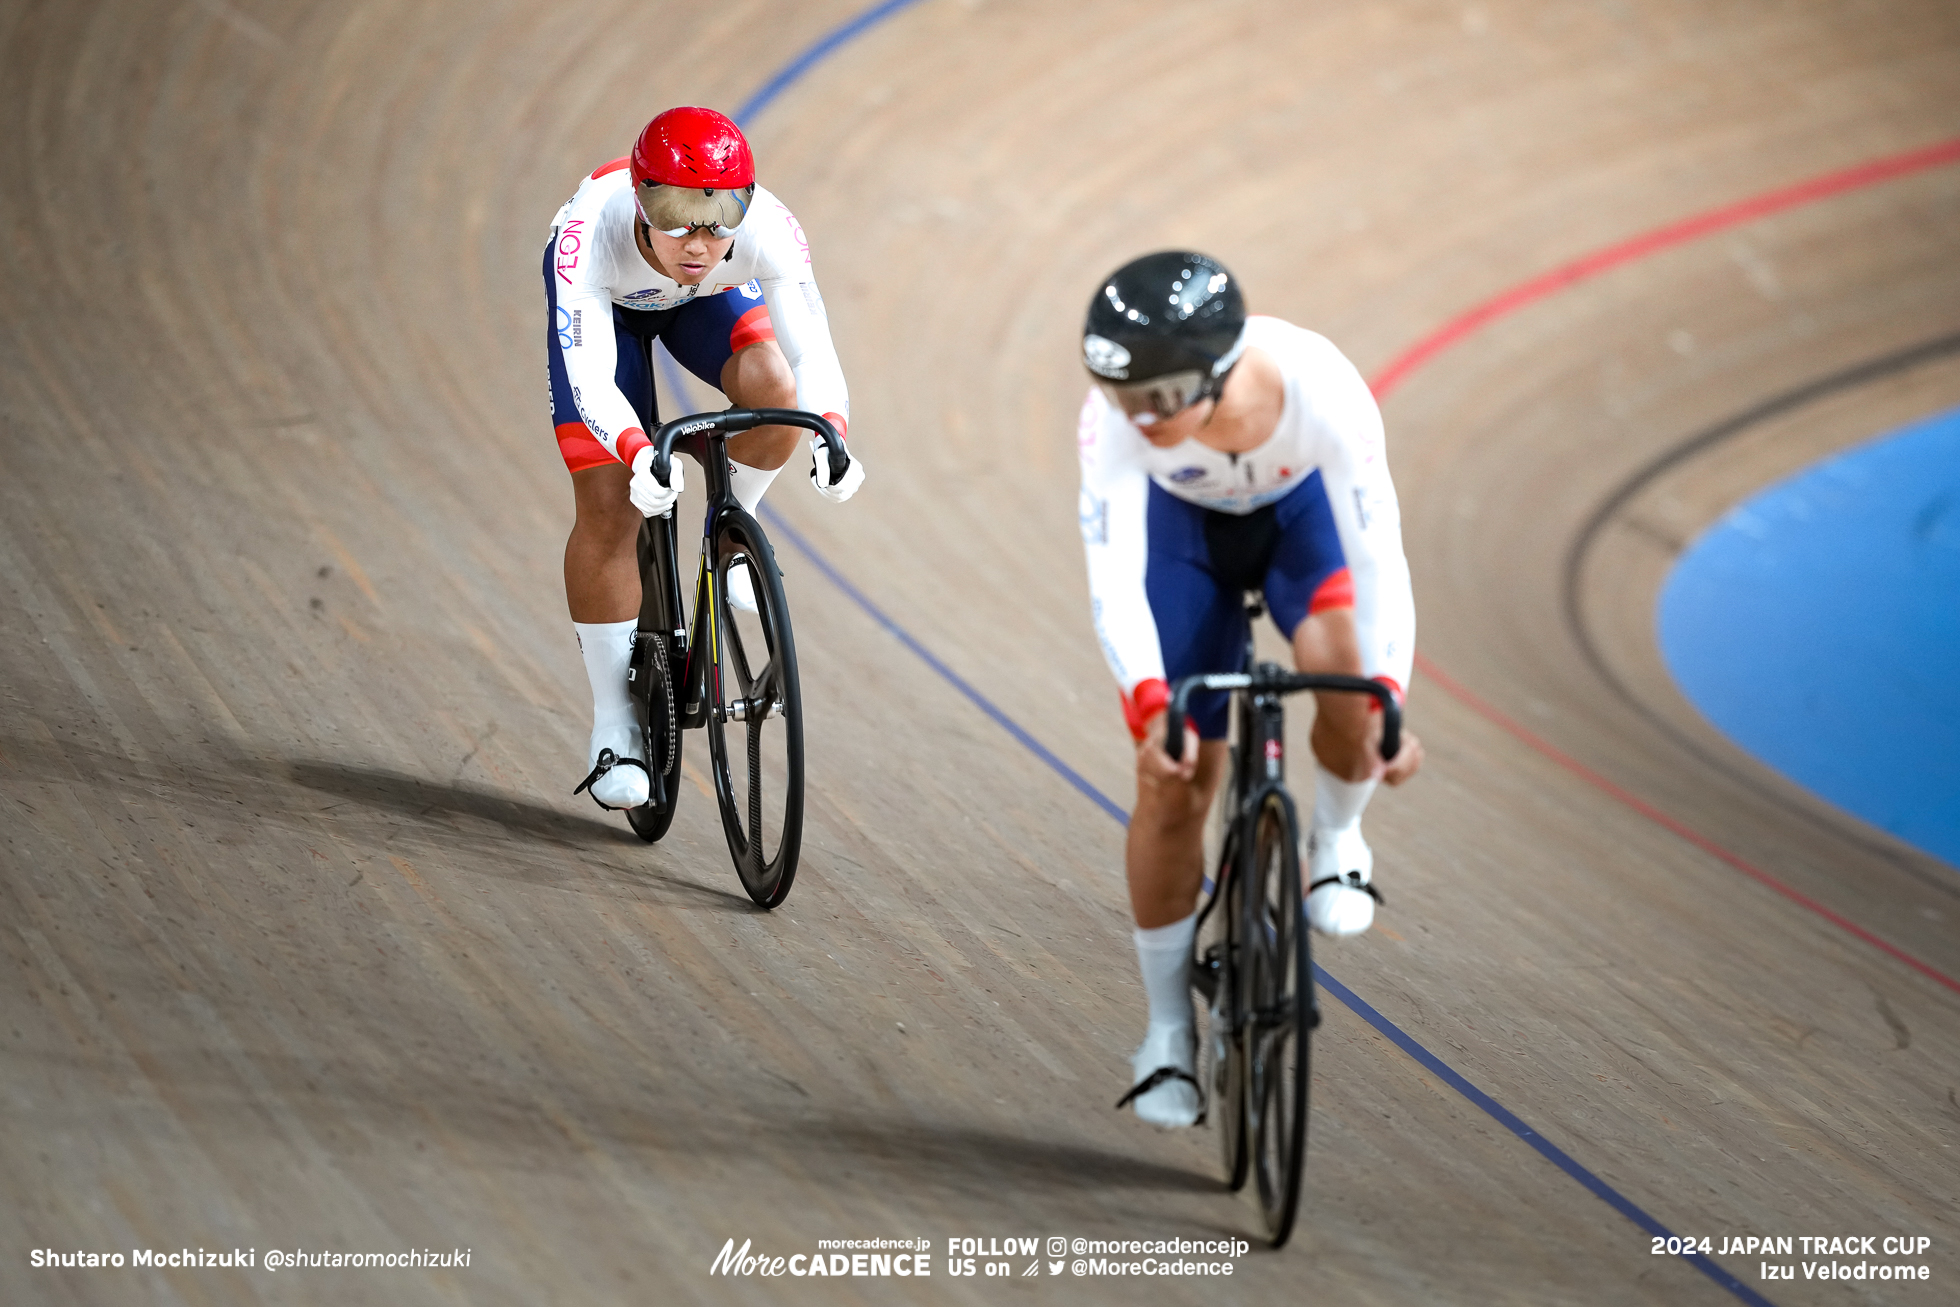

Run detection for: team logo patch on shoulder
[[1083, 334, 1131, 379]]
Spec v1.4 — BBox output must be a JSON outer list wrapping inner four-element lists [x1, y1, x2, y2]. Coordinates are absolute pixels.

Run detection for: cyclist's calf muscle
[[566, 463, 642, 623], [1128, 717, 1227, 929]]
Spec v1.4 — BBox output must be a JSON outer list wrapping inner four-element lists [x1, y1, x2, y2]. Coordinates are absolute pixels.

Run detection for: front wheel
[[1243, 789, 1312, 1246], [703, 510, 804, 908]]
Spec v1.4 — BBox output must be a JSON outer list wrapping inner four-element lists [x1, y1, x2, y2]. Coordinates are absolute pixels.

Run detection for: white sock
[[729, 459, 784, 516], [1134, 912, 1197, 1033], [1312, 762, 1377, 836], [574, 619, 639, 756]]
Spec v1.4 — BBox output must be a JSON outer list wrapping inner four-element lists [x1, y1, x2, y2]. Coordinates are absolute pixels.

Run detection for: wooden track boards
[[2, 2, 1957, 1303]]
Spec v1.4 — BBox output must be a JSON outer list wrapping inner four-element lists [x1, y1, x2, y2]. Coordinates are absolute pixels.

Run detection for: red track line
[[1377, 138, 1960, 997], [1415, 655, 1960, 996], [1372, 136, 1960, 401]]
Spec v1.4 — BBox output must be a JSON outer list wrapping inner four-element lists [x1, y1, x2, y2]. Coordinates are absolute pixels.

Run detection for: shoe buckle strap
[[573, 747, 650, 809], [1114, 1064, 1205, 1121], [1307, 870, 1384, 905]]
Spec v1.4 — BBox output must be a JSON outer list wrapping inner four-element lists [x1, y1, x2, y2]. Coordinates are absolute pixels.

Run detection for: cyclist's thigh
[[1262, 470, 1352, 641], [658, 281, 774, 391], [543, 247, 662, 474], [1144, 483, 1251, 739]]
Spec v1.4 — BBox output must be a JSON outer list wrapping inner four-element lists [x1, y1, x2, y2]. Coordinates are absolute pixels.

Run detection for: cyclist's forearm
[[1348, 550, 1416, 694]]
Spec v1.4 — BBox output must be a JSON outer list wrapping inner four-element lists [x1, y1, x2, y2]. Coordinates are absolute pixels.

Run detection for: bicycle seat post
[[1240, 589, 1266, 682]]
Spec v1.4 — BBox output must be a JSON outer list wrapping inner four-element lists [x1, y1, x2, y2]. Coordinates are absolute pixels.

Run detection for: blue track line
[[661, 4, 1783, 1301], [733, 0, 932, 127], [760, 508, 1133, 827], [1317, 968, 1775, 1305]]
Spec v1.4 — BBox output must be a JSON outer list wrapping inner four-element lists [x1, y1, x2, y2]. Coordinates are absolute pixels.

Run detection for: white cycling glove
[[629, 446, 683, 517], [809, 436, 865, 503]]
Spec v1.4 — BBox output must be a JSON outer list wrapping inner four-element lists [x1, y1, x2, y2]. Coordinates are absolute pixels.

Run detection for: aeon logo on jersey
[[1082, 334, 1131, 379], [781, 208, 810, 264], [555, 219, 585, 285]]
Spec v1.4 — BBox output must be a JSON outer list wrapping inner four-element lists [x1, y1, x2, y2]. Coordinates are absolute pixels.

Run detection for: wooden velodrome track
[[4, 1, 1958, 1303]]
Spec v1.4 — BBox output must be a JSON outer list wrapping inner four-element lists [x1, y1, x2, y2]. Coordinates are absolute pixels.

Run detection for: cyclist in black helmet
[[1076, 251, 1424, 1127]]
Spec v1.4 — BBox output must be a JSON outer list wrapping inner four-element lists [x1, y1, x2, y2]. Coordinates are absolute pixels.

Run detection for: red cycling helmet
[[630, 107, 756, 237]]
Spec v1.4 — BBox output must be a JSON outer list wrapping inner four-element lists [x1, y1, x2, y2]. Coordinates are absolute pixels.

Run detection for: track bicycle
[[602, 407, 848, 909], [1167, 593, 1402, 1247]]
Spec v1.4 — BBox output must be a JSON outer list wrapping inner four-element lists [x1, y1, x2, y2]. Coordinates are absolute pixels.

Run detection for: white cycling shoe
[[725, 564, 758, 614], [573, 724, 649, 810], [1117, 1024, 1201, 1128], [1307, 826, 1383, 937]]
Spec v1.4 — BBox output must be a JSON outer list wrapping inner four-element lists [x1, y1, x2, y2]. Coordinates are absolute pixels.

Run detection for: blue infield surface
[[1659, 404, 1960, 870]]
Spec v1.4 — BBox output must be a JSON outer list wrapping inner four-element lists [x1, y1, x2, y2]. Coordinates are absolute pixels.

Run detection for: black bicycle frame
[[639, 408, 848, 735]]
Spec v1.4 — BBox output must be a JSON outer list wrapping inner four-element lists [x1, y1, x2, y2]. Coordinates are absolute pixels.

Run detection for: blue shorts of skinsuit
[[1147, 472, 1351, 738], [542, 241, 773, 472]]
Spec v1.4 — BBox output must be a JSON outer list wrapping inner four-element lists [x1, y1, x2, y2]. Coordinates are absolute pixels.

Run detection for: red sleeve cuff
[[1121, 677, 1171, 741], [821, 412, 848, 442], [1366, 675, 1403, 713], [616, 426, 651, 466]]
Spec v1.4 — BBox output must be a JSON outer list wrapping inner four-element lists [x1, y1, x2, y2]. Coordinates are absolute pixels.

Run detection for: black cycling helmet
[[1082, 251, 1247, 423]]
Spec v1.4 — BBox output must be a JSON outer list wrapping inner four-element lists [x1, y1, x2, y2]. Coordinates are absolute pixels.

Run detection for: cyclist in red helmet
[[545, 107, 864, 811]]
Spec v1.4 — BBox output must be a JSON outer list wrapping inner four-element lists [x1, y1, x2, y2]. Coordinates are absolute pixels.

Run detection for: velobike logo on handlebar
[[677, 418, 719, 436]]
